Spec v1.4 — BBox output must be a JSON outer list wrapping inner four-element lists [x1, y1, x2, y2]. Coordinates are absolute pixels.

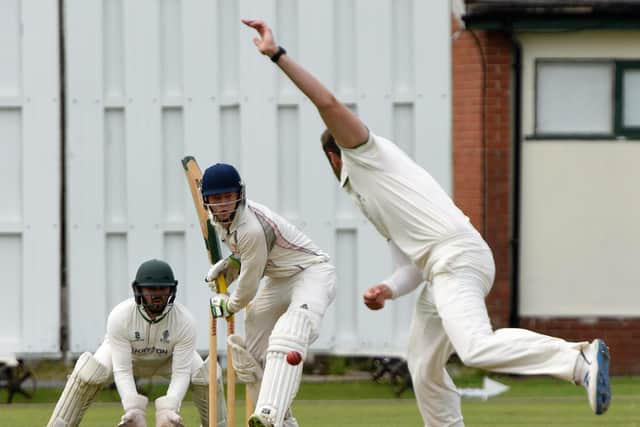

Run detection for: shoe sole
[[591, 339, 611, 415]]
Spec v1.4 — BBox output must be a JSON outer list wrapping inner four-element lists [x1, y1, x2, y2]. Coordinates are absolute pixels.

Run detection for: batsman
[[200, 163, 336, 427], [46, 259, 227, 427]]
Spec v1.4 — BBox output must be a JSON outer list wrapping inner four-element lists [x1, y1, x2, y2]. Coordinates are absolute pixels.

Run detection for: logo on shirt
[[132, 347, 169, 355], [160, 330, 170, 344], [133, 331, 144, 342]]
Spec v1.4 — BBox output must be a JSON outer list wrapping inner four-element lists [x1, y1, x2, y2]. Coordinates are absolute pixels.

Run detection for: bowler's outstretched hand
[[242, 19, 279, 57]]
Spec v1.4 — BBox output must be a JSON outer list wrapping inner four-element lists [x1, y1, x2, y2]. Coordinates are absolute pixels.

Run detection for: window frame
[[531, 58, 640, 140], [614, 60, 640, 138]]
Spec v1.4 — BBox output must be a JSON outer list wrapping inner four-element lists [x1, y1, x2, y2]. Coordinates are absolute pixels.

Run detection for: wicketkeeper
[[201, 163, 336, 427], [46, 259, 227, 427]]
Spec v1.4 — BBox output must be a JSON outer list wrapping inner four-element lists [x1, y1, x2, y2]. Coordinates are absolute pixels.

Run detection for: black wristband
[[270, 46, 287, 63]]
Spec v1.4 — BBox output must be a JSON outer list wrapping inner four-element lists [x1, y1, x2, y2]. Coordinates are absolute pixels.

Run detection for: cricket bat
[[182, 156, 235, 427]]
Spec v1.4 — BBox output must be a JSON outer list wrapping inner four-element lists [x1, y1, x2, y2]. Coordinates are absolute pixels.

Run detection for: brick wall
[[451, 20, 639, 374], [452, 23, 512, 329]]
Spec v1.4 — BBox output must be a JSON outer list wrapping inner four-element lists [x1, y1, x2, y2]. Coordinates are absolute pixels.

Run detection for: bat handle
[[216, 274, 229, 294]]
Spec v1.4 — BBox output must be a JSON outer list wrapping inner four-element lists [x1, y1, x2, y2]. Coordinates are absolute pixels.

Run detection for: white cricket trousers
[[408, 237, 586, 427], [244, 262, 336, 365]]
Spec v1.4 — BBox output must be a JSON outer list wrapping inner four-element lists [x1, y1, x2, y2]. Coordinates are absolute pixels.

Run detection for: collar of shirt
[[216, 203, 248, 235], [340, 165, 349, 188]]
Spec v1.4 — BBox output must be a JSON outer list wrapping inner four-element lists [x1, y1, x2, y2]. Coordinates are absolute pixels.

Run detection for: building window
[[535, 60, 640, 139], [616, 61, 640, 137]]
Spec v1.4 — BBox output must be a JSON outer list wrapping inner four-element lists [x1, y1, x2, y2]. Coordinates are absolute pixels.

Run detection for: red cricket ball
[[286, 351, 302, 366]]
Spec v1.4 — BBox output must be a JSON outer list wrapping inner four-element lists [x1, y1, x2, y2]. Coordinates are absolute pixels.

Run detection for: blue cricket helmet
[[200, 163, 246, 226], [201, 163, 243, 196]]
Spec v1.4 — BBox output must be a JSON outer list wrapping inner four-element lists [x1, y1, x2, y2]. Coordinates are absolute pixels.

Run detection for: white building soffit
[[464, 0, 640, 20]]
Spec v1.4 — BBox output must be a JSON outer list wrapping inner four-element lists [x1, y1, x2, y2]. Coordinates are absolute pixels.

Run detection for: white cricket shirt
[[214, 200, 330, 313], [340, 132, 482, 281], [106, 298, 196, 403]]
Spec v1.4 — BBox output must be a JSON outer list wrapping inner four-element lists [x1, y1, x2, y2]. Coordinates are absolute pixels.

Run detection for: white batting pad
[[267, 309, 313, 356], [253, 309, 312, 426], [46, 352, 110, 427], [228, 334, 263, 384]]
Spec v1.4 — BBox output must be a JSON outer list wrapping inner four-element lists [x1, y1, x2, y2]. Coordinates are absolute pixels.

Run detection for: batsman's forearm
[[228, 278, 259, 313], [227, 256, 262, 312]]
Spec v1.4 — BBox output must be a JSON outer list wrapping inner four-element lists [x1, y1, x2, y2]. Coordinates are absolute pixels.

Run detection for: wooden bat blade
[[182, 155, 231, 427], [182, 156, 224, 265]]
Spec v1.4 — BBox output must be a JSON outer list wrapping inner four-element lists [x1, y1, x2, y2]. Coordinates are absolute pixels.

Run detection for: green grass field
[[1, 376, 638, 426]]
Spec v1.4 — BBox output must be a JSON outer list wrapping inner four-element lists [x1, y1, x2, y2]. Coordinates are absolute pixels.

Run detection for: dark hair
[[320, 129, 341, 157]]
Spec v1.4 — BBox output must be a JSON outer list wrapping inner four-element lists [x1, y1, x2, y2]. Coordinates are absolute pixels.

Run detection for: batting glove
[[205, 255, 241, 291], [210, 293, 233, 318]]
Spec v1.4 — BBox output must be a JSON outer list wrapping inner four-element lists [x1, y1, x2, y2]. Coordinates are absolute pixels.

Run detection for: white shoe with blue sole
[[584, 339, 611, 415]]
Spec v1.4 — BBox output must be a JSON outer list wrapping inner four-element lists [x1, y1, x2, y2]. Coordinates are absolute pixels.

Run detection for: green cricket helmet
[[131, 259, 178, 315]]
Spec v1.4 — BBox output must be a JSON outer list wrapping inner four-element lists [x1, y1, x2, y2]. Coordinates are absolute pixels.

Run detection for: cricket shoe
[[248, 414, 273, 427], [581, 339, 611, 415]]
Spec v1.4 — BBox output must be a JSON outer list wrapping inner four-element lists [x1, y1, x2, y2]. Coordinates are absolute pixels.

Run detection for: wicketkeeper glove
[[118, 393, 148, 427], [205, 255, 241, 291], [155, 395, 184, 427], [210, 293, 233, 318], [117, 409, 147, 427]]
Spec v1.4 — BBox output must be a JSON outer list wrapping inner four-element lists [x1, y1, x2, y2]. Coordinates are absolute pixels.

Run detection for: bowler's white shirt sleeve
[[106, 308, 138, 401], [381, 240, 424, 299], [166, 310, 196, 401]]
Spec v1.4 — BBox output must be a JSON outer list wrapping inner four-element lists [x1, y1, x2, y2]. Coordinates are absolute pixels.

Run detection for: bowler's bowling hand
[[363, 284, 393, 310]]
